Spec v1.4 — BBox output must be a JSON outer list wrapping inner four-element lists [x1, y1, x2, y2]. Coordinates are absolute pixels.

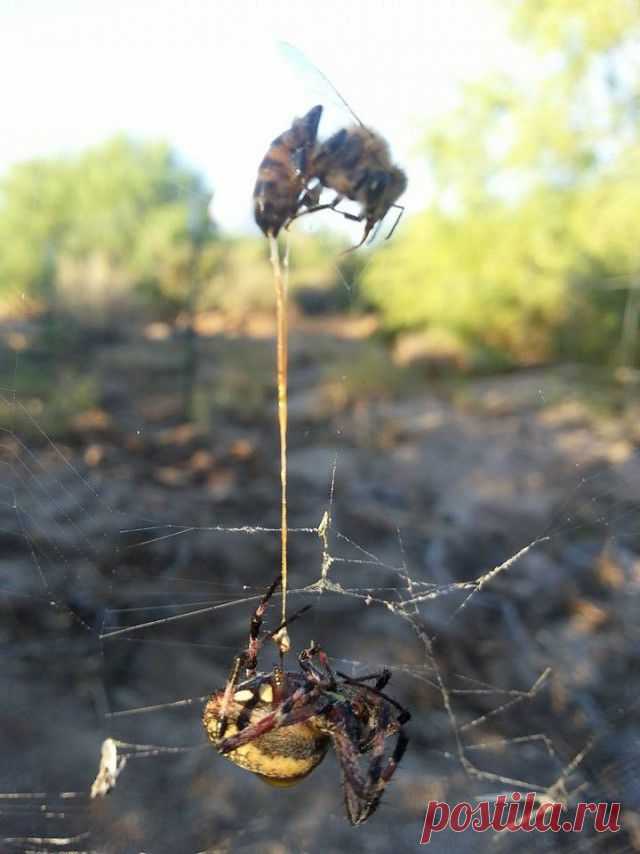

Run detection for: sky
[[0, 0, 532, 236]]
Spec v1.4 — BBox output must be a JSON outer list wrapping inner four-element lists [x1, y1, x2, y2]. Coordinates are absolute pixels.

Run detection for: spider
[[202, 576, 410, 826]]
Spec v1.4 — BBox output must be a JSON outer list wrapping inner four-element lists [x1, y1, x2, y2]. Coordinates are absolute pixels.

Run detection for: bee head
[[364, 171, 390, 203], [365, 168, 407, 219]]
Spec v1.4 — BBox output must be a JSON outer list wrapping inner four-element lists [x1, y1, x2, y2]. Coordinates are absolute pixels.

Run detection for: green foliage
[[509, 0, 640, 54], [361, 0, 640, 368], [193, 342, 275, 426], [0, 136, 215, 319], [0, 158, 73, 308], [0, 358, 98, 438], [318, 342, 415, 412], [3, 0, 640, 375], [203, 237, 273, 316], [363, 196, 574, 366], [202, 229, 365, 317]]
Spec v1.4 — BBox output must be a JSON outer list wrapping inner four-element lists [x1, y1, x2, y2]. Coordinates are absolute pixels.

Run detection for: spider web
[[2, 6, 639, 850], [1, 286, 640, 854]]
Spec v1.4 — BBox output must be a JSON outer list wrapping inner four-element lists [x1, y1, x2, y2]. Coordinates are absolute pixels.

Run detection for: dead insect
[[309, 124, 408, 251], [280, 41, 407, 251], [203, 577, 410, 825], [253, 104, 323, 237]]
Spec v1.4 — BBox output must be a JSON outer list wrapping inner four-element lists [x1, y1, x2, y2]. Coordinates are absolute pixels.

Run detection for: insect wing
[[277, 41, 366, 135]]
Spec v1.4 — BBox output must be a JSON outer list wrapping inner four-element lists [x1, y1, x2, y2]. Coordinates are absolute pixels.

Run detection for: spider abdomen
[[202, 583, 410, 824], [203, 684, 330, 784]]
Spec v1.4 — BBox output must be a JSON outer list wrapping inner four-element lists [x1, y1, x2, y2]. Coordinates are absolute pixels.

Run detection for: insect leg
[[267, 603, 312, 643], [299, 643, 337, 687], [336, 670, 411, 724], [285, 193, 346, 230], [218, 682, 325, 753], [366, 218, 384, 246], [245, 575, 281, 675], [215, 576, 280, 738], [336, 669, 391, 691], [340, 219, 374, 254], [385, 203, 405, 240]]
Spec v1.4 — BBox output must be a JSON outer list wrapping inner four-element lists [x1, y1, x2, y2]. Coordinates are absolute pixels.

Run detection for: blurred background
[[1, 1, 639, 852]]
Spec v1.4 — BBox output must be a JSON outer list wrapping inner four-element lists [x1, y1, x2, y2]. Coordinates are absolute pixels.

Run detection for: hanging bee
[[279, 42, 407, 251], [309, 124, 408, 251]]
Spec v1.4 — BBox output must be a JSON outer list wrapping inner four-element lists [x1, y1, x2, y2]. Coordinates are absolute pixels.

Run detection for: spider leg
[[218, 682, 326, 753], [336, 669, 391, 691], [245, 575, 281, 675], [299, 643, 337, 687], [216, 571, 314, 741], [336, 670, 411, 724], [268, 603, 312, 646], [216, 576, 281, 740]]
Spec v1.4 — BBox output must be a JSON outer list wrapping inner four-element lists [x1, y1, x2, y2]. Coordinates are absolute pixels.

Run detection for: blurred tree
[[0, 136, 216, 323], [203, 229, 365, 318], [362, 0, 640, 368], [0, 158, 73, 309]]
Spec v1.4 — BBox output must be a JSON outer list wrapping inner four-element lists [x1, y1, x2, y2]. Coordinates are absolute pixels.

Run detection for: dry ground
[[1, 315, 639, 853]]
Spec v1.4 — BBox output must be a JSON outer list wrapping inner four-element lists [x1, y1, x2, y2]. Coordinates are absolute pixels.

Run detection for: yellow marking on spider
[[258, 767, 318, 787], [258, 683, 274, 703], [233, 689, 254, 702], [211, 717, 330, 782]]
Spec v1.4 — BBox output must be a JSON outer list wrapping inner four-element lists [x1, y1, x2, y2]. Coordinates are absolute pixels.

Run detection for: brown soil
[[1, 317, 638, 853]]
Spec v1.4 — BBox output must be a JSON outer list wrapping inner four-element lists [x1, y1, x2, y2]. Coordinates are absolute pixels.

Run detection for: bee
[[279, 42, 407, 251], [253, 104, 323, 237], [310, 124, 408, 251]]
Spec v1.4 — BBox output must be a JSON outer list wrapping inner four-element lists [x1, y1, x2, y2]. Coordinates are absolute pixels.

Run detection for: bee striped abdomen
[[253, 105, 322, 237]]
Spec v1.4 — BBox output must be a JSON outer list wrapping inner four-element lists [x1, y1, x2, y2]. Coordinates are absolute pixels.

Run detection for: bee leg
[[385, 204, 405, 239], [366, 219, 384, 246], [285, 193, 345, 229], [298, 182, 322, 209], [285, 203, 331, 230], [339, 217, 374, 254]]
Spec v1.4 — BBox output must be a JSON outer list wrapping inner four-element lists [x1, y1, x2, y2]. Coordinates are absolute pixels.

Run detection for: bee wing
[[278, 41, 367, 132]]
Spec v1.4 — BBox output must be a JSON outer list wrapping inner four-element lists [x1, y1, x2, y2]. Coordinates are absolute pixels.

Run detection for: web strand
[[2, 306, 639, 850], [268, 233, 290, 651]]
